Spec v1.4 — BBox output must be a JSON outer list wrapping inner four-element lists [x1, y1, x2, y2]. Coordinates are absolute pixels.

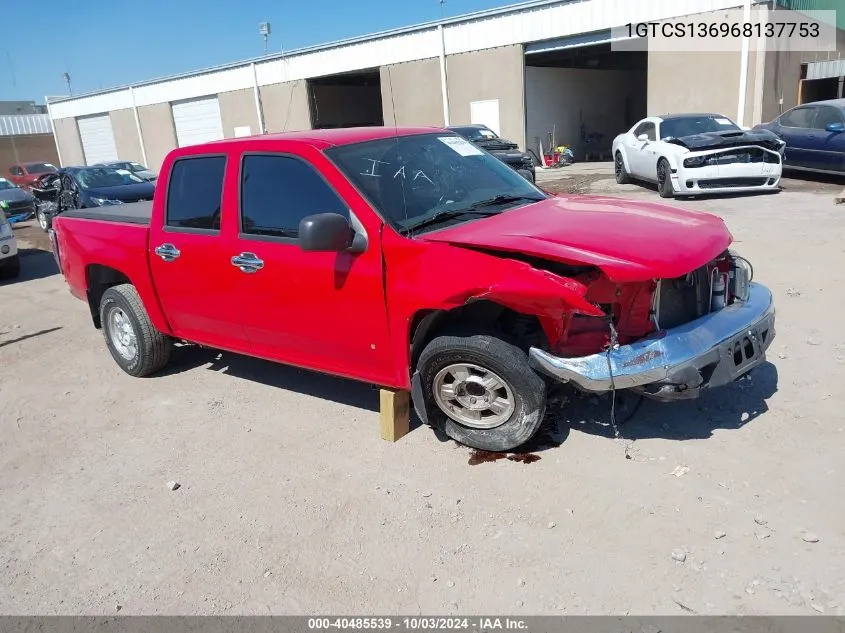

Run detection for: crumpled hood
[[84, 182, 156, 202], [419, 194, 733, 282], [666, 129, 785, 152], [475, 138, 520, 151]]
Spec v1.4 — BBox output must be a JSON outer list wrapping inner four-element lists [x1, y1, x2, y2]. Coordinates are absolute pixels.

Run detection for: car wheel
[[99, 284, 172, 377], [0, 255, 21, 280], [37, 209, 50, 232], [615, 151, 631, 184], [417, 333, 546, 452], [657, 158, 674, 198]]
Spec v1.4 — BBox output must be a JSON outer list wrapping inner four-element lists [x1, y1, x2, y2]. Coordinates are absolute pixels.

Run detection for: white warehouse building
[[46, 0, 845, 170]]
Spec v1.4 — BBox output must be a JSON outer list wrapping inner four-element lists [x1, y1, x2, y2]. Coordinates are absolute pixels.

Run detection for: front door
[[148, 153, 249, 350], [806, 105, 845, 173], [626, 121, 657, 179], [230, 150, 393, 385]]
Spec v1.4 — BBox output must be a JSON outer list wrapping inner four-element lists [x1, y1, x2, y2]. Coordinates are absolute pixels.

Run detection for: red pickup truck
[[50, 127, 775, 452]]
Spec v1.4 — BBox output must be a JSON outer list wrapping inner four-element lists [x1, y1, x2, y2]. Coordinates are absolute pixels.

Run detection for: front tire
[[99, 284, 172, 377], [37, 209, 51, 232], [615, 151, 631, 184], [417, 334, 546, 452], [0, 255, 20, 280], [657, 158, 674, 198]]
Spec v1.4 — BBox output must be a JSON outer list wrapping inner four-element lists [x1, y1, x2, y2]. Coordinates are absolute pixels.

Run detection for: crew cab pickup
[[50, 127, 776, 452]]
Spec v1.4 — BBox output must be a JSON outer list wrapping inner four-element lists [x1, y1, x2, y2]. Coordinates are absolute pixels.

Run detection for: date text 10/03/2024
[[307, 618, 529, 630], [625, 21, 821, 39]]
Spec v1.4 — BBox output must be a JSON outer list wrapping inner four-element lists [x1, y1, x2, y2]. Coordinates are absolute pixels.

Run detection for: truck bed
[[60, 200, 152, 225]]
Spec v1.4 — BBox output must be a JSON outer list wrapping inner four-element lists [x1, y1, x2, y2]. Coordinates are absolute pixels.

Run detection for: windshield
[[24, 162, 56, 174], [129, 162, 147, 172], [451, 126, 499, 142], [0, 179, 17, 190], [659, 115, 740, 139], [325, 132, 545, 234], [76, 167, 145, 189]]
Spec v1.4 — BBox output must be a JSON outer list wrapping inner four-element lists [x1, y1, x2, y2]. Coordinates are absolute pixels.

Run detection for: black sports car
[[447, 124, 536, 182]]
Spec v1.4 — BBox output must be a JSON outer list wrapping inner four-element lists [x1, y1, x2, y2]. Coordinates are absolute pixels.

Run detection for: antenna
[[62, 72, 72, 95], [259, 22, 271, 54]]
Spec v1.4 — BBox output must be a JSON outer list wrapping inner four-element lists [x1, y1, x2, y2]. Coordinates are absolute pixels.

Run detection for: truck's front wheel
[[100, 284, 171, 377], [417, 334, 546, 452]]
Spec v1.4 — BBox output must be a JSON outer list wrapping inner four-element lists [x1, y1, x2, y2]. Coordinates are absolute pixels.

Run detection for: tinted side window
[[780, 107, 816, 128], [813, 106, 844, 129], [166, 156, 226, 231], [240, 154, 347, 239], [633, 122, 656, 141]]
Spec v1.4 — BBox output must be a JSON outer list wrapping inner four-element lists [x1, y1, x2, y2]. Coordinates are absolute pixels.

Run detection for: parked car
[[753, 98, 845, 175], [0, 176, 37, 220], [34, 165, 156, 231], [447, 124, 536, 182], [0, 204, 20, 279], [613, 113, 785, 198], [95, 160, 158, 182], [6, 161, 58, 191], [49, 127, 775, 453]]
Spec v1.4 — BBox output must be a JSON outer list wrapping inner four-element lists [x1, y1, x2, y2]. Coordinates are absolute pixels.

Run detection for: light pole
[[259, 22, 271, 54], [62, 72, 72, 95]]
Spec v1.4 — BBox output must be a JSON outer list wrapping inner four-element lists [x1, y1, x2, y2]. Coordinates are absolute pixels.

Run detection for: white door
[[77, 114, 118, 165], [470, 99, 501, 136], [171, 97, 224, 148]]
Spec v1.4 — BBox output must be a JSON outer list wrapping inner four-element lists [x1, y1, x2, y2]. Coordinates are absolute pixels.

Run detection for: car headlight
[[0, 218, 12, 240], [683, 155, 708, 168], [90, 197, 124, 206]]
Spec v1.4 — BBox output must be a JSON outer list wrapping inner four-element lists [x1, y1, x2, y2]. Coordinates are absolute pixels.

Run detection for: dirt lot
[[2, 172, 845, 616]]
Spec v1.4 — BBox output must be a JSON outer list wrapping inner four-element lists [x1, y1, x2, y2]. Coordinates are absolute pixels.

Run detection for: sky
[[1, 0, 525, 102]]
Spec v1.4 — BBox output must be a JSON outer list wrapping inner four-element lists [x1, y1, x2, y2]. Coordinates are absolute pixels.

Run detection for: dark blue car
[[754, 98, 845, 175]]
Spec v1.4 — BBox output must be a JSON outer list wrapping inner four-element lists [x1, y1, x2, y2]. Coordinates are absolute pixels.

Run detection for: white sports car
[[612, 113, 785, 198]]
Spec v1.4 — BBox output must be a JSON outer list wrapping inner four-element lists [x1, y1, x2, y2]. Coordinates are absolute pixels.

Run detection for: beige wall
[[762, 28, 845, 123], [137, 103, 177, 172], [109, 108, 144, 164], [260, 80, 311, 133], [0, 134, 60, 170], [381, 58, 444, 127], [446, 45, 526, 149], [53, 117, 84, 166], [219, 88, 261, 137]]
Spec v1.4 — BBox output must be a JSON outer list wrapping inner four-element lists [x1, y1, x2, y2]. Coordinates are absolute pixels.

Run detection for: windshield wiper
[[403, 208, 500, 234], [471, 194, 545, 208]]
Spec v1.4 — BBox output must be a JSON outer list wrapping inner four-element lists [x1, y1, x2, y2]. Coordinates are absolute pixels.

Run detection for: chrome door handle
[[231, 252, 264, 273], [154, 243, 180, 262]]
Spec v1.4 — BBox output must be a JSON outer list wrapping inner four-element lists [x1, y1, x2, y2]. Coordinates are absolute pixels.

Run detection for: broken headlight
[[683, 155, 708, 168], [729, 250, 753, 302]]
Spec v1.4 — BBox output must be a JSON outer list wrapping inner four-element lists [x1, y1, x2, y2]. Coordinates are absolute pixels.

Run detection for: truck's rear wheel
[[417, 334, 546, 452], [0, 255, 20, 280], [99, 283, 171, 377]]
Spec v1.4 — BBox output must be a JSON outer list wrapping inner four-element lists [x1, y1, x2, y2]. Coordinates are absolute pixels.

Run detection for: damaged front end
[[528, 251, 775, 402]]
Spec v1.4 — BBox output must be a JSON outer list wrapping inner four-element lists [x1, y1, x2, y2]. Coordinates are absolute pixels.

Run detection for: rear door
[[230, 147, 394, 384], [776, 105, 818, 169], [806, 105, 845, 173], [147, 153, 249, 350]]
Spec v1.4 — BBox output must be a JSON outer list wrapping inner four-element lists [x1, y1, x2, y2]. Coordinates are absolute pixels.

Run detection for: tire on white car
[[657, 158, 674, 198], [615, 151, 631, 184]]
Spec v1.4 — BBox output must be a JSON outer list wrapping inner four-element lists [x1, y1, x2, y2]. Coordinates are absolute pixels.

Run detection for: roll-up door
[[171, 97, 224, 147], [77, 114, 118, 165]]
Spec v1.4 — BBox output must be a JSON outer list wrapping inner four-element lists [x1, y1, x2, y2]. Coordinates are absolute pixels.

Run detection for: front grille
[[686, 148, 780, 167], [654, 265, 711, 329], [699, 178, 768, 189]]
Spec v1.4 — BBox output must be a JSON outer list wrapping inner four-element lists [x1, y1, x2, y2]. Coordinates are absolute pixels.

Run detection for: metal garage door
[[171, 97, 224, 147], [77, 114, 118, 165]]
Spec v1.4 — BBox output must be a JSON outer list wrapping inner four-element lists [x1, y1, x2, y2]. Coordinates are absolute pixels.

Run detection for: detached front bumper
[[528, 282, 775, 402]]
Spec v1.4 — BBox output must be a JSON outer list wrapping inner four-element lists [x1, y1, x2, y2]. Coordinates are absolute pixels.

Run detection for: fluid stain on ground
[[466, 425, 563, 465]]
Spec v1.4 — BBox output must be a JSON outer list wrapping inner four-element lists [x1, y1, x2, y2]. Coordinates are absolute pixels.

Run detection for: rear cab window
[[165, 155, 227, 232]]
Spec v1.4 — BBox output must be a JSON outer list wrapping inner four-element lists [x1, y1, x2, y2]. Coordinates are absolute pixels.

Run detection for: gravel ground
[[1, 172, 844, 616]]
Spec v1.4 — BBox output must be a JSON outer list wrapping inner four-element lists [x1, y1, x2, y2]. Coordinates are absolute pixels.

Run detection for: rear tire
[[0, 255, 20, 280], [417, 333, 546, 452], [99, 283, 171, 377], [657, 158, 674, 198], [614, 151, 631, 184]]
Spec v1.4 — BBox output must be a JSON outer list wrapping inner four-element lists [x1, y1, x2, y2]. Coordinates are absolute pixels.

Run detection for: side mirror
[[825, 122, 844, 133], [637, 134, 650, 142], [299, 212, 357, 253]]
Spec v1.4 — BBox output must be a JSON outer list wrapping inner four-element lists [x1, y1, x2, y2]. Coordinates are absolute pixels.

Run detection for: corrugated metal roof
[[807, 58, 845, 79], [0, 114, 53, 136]]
